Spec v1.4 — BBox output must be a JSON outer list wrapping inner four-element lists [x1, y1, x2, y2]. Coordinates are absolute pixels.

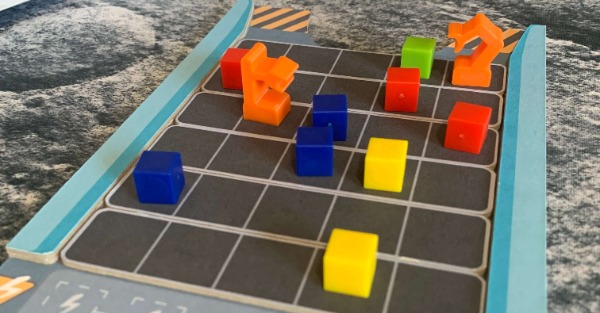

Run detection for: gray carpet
[[0, 0, 598, 312]]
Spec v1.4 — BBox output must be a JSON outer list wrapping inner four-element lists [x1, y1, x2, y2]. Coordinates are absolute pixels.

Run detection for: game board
[[0, 1, 547, 313]]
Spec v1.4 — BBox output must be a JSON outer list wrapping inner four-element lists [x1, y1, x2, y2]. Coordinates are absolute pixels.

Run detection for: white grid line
[[179, 166, 494, 217], [210, 45, 340, 289], [61, 208, 487, 313], [199, 76, 505, 130], [133, 116, 245, 273], [293, 55, 395, 304], [174, 122, 500, 169], [67, 207, 490, 276], [381, 62, 450, 313], [108, 164, 495, 219], [132, 175, 203, 274]]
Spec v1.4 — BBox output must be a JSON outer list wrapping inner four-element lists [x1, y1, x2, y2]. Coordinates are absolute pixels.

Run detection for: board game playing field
[[0, 1, 547, 312]]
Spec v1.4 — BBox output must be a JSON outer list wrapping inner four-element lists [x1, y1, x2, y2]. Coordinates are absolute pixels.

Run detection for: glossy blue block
[[133, 150, 185, 204], [313, 94, 348, 141], [296, 127, 334, 176]]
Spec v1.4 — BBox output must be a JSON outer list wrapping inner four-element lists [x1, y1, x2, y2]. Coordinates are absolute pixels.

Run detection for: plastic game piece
[[400, 36, 436, 79], [312, 94, 348, 141], [323, 228, 379, 298], [220, 47, 250, 90], [296, 126, 334, 176], [444, 102, 492, 154], [241, 42, 299, 126], [385, 67, 420, 112], [448, 13, 503, 87], [364, 138, 408, 193], [133, 150, 185, 204]]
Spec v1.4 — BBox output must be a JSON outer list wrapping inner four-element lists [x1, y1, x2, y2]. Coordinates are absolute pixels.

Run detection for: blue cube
[[133, 150, 185, 204], [296, 127, 334, 176], [313, 94, 348, 141]]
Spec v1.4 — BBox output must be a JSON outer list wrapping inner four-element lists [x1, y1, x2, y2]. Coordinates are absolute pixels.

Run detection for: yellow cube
[[364, 137, 408, 192], [323, 228, 379, 298]]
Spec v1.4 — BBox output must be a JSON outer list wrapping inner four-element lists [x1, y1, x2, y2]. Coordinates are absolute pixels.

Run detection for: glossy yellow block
[[364, 137, 408, 193], [323, 228, 379, 298]]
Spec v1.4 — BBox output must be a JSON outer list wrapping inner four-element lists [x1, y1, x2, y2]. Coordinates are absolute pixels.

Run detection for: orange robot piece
[[241, 42, 299, 126], [448, 13, 503, 87]]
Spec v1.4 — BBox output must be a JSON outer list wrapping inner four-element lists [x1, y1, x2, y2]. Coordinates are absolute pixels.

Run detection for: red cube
[[444, 102, 492, 154], [220, 48, 250, 90], [385, 67, 420, 112]]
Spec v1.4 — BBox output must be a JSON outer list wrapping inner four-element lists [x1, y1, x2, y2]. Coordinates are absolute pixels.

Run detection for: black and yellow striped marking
[[251, 6, 311, 33], [448, 28, 524, 53]]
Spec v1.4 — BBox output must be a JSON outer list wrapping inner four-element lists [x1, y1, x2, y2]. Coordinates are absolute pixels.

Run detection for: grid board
[[62, 40, 507, 313]]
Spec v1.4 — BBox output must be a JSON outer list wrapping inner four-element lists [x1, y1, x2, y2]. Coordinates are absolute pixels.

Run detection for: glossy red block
[[444, 102, 492, 154], [385, 67, 420, 112], [220, 48, 250, 90]]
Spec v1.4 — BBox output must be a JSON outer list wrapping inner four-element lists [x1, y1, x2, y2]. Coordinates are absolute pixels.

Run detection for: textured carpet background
[[0, 0, 598, 312]]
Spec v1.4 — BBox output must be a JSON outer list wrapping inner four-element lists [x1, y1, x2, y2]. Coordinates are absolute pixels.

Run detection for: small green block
[[400, 36, 436, 79]]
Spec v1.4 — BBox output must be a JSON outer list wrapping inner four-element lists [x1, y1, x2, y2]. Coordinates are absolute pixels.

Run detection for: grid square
[[175, 175, 265, 227], [320, 197, 407, 254], [64, 210, 167, 272], [399, 208, 487, 268], [202, 68, 242, 95], [237, 40, 290, 57], [298, 250, 393, 313], [273, 147, 352, 189], [247, 186, 334, 240], [358, 116, 430, 156], [318, 77, 381, 111], [391, 57, 447, 86], [446, 61, 505, 92], [331, 50, 393, 79], [373, 85, 438, 118], [177, 93, 242, 129], [137, 223, 239, 286], [151, 126, 227, 169], [208, 135, 289, 178], [425, 123, 497, 166], [216, 237, 313, 303], [341, 153, 418, 201], [288, 73, 326, 104], [412, 161, 492, 212], [108, 171, 200, 215], [286, 45, 340, 73], [387, 264, 483, 313], [236, 104, 308, 139], [303, 111, 367, 148], [434, 89, 502, 126]]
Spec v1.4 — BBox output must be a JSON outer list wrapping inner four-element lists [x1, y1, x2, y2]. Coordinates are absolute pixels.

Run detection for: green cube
[[400, 37, 436, 79]]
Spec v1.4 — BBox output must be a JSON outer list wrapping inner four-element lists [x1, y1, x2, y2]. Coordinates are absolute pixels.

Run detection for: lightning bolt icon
[[60, 293, 84, 313], [0, 275, 34, 304]]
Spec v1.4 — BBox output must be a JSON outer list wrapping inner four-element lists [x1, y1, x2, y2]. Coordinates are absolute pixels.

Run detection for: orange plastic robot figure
[[241, 42, 299, 126], [448, 13, 503, 87]]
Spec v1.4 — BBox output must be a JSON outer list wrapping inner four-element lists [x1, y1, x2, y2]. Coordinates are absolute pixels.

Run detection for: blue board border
[[487, 25, 547, 313], [7, 0, 253, 262]]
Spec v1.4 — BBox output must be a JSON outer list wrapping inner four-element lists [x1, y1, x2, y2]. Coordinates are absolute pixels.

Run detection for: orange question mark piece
[[241, 42, 299, 126], [448, 13, 503, 87]]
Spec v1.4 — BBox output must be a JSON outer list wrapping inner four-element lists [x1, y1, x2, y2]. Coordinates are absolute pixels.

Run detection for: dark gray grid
[[202, 40, 506, 129], [197, 42, 501, 168], [176, 94, 499, 168], [63, 208, 486, 313], [64, 42, 502, 313]]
